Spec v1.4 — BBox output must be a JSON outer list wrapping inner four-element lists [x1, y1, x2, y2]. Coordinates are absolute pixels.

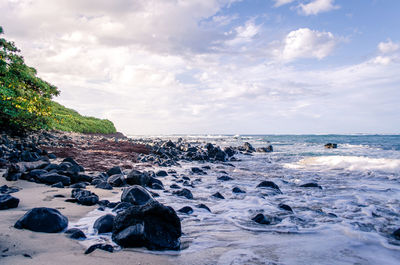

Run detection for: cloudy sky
[[1, 0, 399, 134]]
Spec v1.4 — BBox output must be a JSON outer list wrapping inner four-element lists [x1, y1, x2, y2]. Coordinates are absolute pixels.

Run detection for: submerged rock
[[196, 204, 211, 212], [252, 213, 271, 225], [173, 188, 193, 199], [14, 207, 68, 233], [279, 203, 293, 212], [178, 206, 193, 214], [112, 200, 181, 250], [212, 192, 225, 199], [300, 183, 322, 189], [393, 228, 400, 240], [217, 175, 233, 181], [256, 181, 281, 193], [232, 187, 246, 193], [324, 143, 337, 149]]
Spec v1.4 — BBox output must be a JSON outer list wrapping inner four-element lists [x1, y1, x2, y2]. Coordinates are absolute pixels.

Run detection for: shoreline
[[0, 130, 255, 265]]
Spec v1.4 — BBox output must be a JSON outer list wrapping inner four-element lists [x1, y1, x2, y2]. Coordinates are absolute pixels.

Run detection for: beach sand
[[0, 173, 186, 265]]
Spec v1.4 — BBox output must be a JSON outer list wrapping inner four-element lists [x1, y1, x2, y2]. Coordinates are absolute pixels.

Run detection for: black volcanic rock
[[65, 228, 86, 239], [14, 207, 68, 233], [212, 192, 225, 199], [232, 187, 246, 193], [112, 200, 181, 250], [300, 183, 322, 189], [0, 194, 19, 210], [279, 203, 293, 212], [173, 188, 193, 199], [121, 185, 154, 206], [71, 189, 99, 206], [178, 206, 193, 214], [84, 244, 114, 254], [217, 175, 233, 181], [94, 214, 115, 234], [256, 181, 281, 193]]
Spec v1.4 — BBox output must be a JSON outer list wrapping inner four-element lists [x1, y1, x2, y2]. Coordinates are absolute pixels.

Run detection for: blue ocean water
[[72, 134, 400, 264]]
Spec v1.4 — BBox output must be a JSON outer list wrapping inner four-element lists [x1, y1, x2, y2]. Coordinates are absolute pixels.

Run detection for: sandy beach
[[0, 172, 175, 265]]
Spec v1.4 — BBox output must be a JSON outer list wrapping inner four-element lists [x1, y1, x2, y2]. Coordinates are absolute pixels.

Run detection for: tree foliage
[[0, 26, 59, 132]]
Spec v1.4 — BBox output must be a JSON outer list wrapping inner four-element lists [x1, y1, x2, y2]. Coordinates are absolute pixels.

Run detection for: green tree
[[0, 26, 59, 132]]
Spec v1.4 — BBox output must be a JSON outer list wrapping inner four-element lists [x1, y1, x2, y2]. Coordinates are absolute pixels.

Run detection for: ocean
[[72, 134, 400, 264]]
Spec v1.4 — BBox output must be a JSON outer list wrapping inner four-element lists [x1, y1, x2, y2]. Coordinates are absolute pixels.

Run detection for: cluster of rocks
[[138, 140, 273, 167], [12, 185, 182, 252]]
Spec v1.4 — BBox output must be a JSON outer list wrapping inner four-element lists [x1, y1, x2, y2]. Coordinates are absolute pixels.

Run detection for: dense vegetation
[[0, 26, 116, 134], [50, 101, 116, 134], [0, 26, 58, 132]]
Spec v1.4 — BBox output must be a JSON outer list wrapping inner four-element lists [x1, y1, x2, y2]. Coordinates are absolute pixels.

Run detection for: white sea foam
[[284, 155, 400, 172]]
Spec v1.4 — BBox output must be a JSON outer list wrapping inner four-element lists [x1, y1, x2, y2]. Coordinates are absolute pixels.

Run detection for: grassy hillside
[[50, 101, 117, 134]]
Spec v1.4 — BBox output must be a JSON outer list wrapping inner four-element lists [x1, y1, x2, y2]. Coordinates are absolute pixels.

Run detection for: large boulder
[[121, 186, 154, 206], [112, 200, 181, 250], [14, 207, 68, 233], [94, 214, 115, 234], [0, 194, 19, 210]]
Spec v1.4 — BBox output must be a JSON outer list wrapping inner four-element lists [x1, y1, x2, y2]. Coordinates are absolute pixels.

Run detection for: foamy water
[[70, 135, 400, 264]]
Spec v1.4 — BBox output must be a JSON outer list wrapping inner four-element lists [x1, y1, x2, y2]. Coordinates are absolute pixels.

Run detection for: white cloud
[[1, 0, 399, 134], [378, 40, 399, 54], [273, 0, 295, 7], [299, 0, 340, 16], [277, 28, 337, 61], [225, 20, 260, 46]]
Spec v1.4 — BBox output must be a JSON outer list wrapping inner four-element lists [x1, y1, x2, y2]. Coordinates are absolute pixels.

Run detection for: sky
[[1, 0, 399, 135]]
